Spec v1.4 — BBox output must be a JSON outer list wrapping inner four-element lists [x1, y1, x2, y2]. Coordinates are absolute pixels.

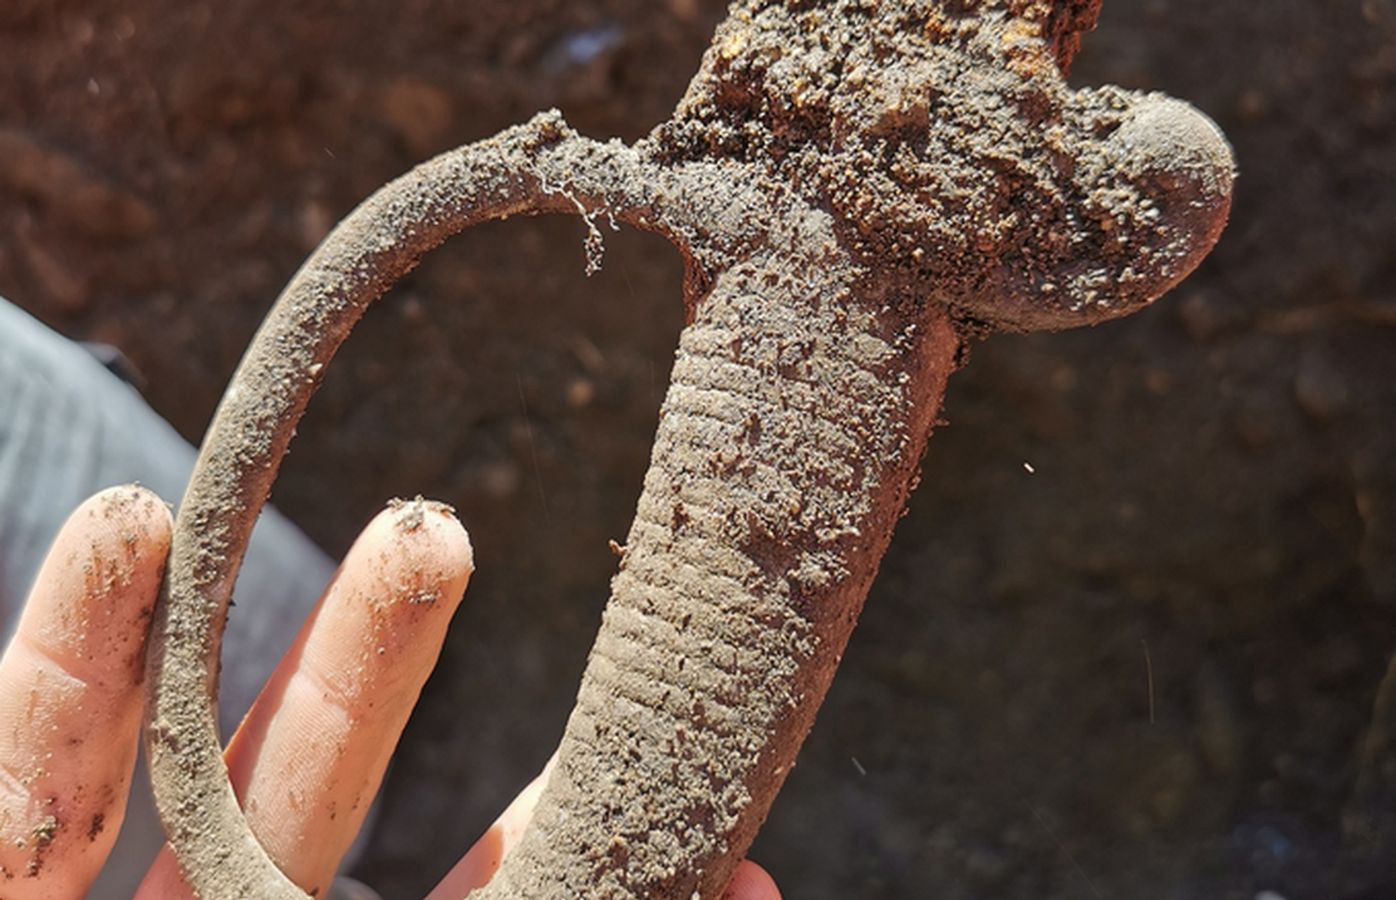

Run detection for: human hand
[[0, 485, 780, 899]]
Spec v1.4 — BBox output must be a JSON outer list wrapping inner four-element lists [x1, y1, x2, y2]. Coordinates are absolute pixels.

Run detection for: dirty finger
[[137, 497, 472, 898], [0, 485, 171, 895]]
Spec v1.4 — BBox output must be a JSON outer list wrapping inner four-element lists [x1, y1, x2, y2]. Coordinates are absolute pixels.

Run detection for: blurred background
[[2, 1, 1394, 897]]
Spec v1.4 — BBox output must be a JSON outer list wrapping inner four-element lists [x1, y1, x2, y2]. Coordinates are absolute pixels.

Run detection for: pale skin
[[0, 485, 779, 898]]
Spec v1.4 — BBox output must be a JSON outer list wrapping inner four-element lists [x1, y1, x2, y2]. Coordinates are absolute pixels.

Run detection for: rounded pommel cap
[[970, 91, 1236, 333], [1105, 94, 1235, 268]]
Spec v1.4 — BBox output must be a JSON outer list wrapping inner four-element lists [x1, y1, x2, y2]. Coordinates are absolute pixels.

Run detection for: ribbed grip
[[477, 252, 958, 898]]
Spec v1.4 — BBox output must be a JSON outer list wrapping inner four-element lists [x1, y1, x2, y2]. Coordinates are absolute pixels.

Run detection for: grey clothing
[[0, 299, 336, 896]]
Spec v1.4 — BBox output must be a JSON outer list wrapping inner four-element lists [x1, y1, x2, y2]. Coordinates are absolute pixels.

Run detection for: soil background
[[3, 1, 1395, 898]]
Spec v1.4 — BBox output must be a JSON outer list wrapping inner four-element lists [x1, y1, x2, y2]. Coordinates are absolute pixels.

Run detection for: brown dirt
[[2, 1, 1394, 898]]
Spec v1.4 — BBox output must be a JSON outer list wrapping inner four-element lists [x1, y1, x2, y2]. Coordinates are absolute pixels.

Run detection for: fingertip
[[306, 497, 471, 706], [18, 484, 172, 684], [350, 497, 474, 631], [272, 496, 473, 717], [380, 495, 474, 586], [725, 861, 782, 900], [72, 483, 174, 568]]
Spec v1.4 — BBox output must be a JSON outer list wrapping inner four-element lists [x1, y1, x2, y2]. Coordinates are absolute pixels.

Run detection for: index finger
[[0, 485, 171, 894]]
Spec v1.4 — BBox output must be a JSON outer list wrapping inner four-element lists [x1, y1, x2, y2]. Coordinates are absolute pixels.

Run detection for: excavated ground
[[2, 1, 1394, 897]]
